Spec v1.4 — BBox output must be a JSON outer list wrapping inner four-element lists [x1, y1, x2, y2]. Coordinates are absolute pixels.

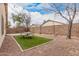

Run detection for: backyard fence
[[7, 24, 79, 37], [31, 23, 79, 37]]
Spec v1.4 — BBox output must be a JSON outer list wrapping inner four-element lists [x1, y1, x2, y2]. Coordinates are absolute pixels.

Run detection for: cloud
[[30, 12, 53, 24], [30, 12, 44, 24], [30, 11, 68, 25], [30, 12, 54, 25]]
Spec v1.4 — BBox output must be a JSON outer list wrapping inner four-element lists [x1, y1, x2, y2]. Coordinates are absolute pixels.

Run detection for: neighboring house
[[39, 20, 65, 34], [0, 3, 8, 47], [41, 20, 65, 26], [31, 20, 65, 34]]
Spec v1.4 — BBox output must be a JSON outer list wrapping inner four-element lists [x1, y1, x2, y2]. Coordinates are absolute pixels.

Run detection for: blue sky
[[23, 3, 51, 14], [22, 3, 66, 14], [16, 3, 79, 15]]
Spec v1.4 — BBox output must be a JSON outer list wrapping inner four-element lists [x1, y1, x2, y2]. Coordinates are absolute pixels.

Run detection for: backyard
[[1, 3, 79, 56]]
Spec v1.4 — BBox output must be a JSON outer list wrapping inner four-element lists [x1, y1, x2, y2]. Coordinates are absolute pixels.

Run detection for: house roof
[[41, 20, 65, 26]]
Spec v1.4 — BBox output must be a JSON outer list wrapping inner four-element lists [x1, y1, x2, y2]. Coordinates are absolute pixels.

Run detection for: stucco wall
[[0, 3, 7, 48]]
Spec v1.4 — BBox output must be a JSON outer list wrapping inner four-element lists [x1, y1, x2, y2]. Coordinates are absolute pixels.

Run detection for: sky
[[23, 3, 49, 14], [17, 3, 66, 14], [8, 3, 79, 28]]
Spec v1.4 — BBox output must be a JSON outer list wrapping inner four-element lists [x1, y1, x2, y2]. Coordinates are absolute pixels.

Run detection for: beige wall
[[0, 3, 7, 47], [0, 14, 2, 37]]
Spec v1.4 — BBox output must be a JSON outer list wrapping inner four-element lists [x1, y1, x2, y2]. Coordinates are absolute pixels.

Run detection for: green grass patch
[[14, 35, 52, 50]]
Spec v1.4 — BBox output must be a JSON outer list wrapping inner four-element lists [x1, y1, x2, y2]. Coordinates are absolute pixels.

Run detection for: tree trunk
[[67, 21, 73, 39], [40, 26, 42, 34], [26, 25, 30, 32], [27, 27, 30, 32], [54, 24, 56, 36], [53, 24, 56, 36]]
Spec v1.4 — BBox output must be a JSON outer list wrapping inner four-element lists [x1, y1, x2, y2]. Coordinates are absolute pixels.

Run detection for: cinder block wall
[[31, 24, 79, 37], [71, 24, 79, 36], [7, 27, 27, 34], [7, 24, 79, 37]]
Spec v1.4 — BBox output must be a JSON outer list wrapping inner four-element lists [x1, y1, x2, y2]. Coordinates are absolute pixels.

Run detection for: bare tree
[[22, 13, 31, 32], [12, 12, 31, 32], [44, 3, 77, 39], [12, 13, 23, 27]]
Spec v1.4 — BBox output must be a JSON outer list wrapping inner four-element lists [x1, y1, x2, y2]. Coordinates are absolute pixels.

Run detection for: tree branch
[[71, 4, 77, 20], [53, 3, 70, 22], [65, 6, 72, 20]]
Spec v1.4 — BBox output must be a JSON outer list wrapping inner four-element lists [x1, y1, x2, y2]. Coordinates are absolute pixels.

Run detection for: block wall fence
[[7, 24, 79, 37]]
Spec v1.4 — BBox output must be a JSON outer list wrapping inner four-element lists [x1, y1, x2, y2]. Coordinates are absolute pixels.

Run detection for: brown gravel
[[0, 35, 21, 56], [0, 34, 79, 56]]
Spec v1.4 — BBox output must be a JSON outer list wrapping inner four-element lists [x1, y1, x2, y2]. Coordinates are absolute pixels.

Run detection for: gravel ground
[[0, 34, 79, 56]]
